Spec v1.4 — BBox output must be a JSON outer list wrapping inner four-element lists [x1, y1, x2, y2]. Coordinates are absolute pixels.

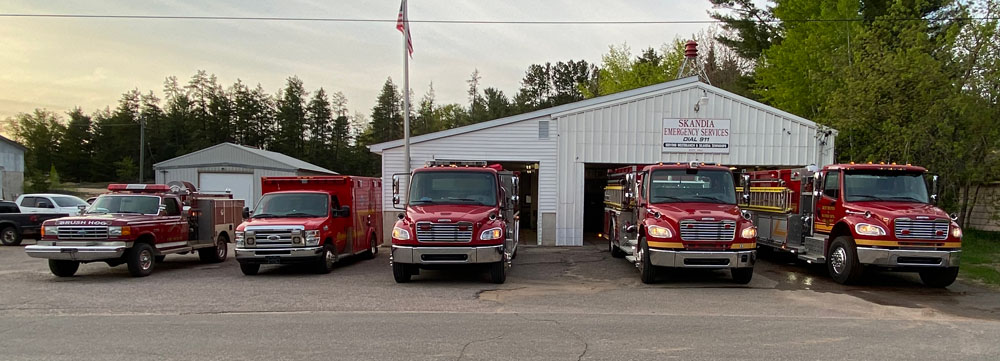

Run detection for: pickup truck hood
[[406, 204, 496, 223], [45, 214, 150, 226], [648, 203, 742, 222], [847, 202, 949, 220], [239, 217, 328, 230]]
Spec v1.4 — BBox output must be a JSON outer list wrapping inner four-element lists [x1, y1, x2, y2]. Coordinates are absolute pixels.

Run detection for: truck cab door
[[161, 197, 186, 244], [814, 170, 841, 234], [329, 195, 352, 254]]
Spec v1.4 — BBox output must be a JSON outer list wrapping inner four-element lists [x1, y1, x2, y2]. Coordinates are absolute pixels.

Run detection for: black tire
[[198, 235, 229, 263], [1, 226, 23, 246], [638, 236, 657, 284], [919, 267, 959, 288], [392, 262, 411, 283], [363, 235, 378, 260], [126, 243, 156, 277], [732, 268, 754, 284], [489, 261, 507, 284], [312, 244, 336, 274], [48, 260, 79, 277], [609, 220, 625, 258], [155, 255, 166, 263], [239, 262, 260, 276], [827, 236, 863, 285]]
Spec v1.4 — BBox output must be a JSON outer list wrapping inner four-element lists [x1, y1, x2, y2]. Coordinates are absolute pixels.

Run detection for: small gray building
[[153, 143, 337, 207], [0, 135, 25, 201]]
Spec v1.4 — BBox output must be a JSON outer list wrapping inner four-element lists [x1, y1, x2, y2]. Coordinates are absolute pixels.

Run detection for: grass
[[959, 230, 1000, 287]]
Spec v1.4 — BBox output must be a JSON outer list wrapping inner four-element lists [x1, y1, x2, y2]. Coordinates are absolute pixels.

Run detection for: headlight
[[305, 230, 320, 246], [480, 227, 503, 241], [951, 226, 962, 239], [855, 223, 886, 236], [235, 231, 245, 247], [647, 225, 673, 239], [108, 226, 131, 237], [741, 226, 757, 239], [392, 226, 411, 240], [43, 226, 58, 237]]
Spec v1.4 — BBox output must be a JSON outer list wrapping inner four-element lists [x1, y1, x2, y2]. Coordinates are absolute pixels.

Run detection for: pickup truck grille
[[416, 222, 473, 243], [57, 226, 109, 240], [679, 220, 736, 241], [894, 218, 949, 240]]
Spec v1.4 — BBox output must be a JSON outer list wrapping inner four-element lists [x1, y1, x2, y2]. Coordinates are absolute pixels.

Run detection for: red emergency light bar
[[107, 184, 171, 192]]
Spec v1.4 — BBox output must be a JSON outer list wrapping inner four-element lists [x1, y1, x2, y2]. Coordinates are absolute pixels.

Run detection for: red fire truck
[[742, 163, 962, 287], [604, 162, 758, 284], [389, 160, 519, 284], [234, 176, 382, 275], [26, 183, 243, 277]]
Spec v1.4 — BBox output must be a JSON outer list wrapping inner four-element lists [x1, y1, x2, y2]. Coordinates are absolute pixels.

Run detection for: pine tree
[[370, 78, 403, 143], [58, 108, 93, 182], [305, 88, 333, 166], [273, 77, 309, 157]]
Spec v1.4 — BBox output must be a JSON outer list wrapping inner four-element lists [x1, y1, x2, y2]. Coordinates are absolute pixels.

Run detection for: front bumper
[[391, 245, 504, 265], [648, 249, 755, 268], [856, 247, 960, 268], [235, 246, 323, 264], [25, 241, 129, 261]]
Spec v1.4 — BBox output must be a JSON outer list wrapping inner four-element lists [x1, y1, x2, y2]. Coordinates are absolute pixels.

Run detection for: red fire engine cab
[[26, 183, 243, 277], [604, 162, 758, 284], [742, 163, 962, 287], [390, 160, 519, 284]]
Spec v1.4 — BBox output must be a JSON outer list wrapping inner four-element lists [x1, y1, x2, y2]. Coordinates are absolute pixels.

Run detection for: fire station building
[[369, 77, 838, 246]]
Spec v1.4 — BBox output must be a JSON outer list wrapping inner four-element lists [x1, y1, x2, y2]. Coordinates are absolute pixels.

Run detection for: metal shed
[[0, 135, 25, 200], [370, 77, 837, 246], [153, 143, 337, 207]]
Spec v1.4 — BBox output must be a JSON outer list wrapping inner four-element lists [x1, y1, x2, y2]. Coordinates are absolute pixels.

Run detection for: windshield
[[53, 196, 88, 207], [252, 193, 329, 218], [844, 171, 929, 203], [89, 195, 161, 214], [408, 171, 497, 206], [648, 169, 737, 204]]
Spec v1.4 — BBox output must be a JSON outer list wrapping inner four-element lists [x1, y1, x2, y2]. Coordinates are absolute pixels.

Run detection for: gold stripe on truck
[[854, 239, 961, 248]]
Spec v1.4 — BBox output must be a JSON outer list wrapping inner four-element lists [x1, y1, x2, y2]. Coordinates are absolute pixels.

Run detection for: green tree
[[8, 110, 65, 177], [305, 88, 333, 166], [273, 77, 309, 157], [370, 78, 403, 143], [483, 87, 512, 120], [58, 108, 93, 182], [583, 43, 684, 97], [413, 83, 438, 136]]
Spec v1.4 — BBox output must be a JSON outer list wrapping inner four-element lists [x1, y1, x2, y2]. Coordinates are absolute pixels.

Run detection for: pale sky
[[0, 0, 715, 122]]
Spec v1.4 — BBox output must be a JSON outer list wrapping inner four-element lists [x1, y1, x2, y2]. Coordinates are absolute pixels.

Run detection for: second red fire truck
[[604, 162, 758, 284], [742, 163, 962, 287]]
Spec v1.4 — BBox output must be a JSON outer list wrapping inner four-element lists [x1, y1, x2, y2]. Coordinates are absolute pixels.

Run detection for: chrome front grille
[[678, 220, 737, 241], [894, 218, 949, 240], [245, 226, 301, 247], [416, 222, 473, 243], [57, 226, 109, 240]]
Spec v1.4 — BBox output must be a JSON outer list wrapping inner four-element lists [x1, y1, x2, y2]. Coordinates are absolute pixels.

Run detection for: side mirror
[[77, 205, 87, 214], [741, 173, 751, 203], [393, 194, 400, 205], [392, 176, 400, 195], [339, 205, 351, 217], [499, 187, 507, 209], [931, 174, 939, 204], [242, 206, 250, 219]]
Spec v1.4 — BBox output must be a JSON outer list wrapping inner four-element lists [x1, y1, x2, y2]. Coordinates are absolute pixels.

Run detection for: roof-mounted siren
[[426, 160, 488, 168], [108, 184, 171, 193], [676, 40, 711, 85]]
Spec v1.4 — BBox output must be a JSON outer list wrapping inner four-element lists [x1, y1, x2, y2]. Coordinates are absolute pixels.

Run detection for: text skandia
[[663, 119, 728, 136]]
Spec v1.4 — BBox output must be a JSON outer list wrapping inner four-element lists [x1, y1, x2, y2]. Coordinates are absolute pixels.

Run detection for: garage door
[[198, 173, 254, 205]]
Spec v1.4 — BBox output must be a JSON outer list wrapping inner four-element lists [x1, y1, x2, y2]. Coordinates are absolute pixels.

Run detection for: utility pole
[[139, 114, 145, 183]]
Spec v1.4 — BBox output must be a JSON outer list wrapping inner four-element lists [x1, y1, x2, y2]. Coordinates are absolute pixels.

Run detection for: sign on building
[[662, 118, 730, 154]]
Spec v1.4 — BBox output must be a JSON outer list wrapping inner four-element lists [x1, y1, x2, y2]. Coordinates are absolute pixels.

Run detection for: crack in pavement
[[456, 333, 506, 361], [513, 313, 589, 361]]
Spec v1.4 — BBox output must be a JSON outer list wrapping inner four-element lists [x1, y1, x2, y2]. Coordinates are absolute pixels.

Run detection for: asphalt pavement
[[0, 240, 998, 360]]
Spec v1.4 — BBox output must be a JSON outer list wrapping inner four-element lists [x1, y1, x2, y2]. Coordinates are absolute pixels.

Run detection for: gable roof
[[0, 135, 26, 152], [153, 142, 337, 174], [369, 77, 831, 153]]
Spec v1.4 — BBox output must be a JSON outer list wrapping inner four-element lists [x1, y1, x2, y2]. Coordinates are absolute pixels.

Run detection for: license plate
[[60, 249, 77, 253], [265, 256, 281, 264]]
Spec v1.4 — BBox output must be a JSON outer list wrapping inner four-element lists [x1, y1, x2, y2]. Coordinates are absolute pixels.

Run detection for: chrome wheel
[[830, 246, 847, 275], [139, 249, 152, 270], [325, 248, 335, 267], [2, 229, 14, 243], [371, 240, 378, 255], [217, 240, 227, 259], [636, 243, 644, 270]]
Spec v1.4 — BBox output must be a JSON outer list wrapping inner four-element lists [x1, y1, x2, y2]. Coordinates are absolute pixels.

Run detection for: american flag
[[396, 0, 413, 56]]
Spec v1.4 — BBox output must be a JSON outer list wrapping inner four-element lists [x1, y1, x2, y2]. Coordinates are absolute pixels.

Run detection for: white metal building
[[369, 77, 837, 246], [153, 143, 337, 207], [0, 135, 25, 200]]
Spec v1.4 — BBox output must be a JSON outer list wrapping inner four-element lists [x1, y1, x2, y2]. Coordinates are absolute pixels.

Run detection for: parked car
[[15, 194, 89, 215], [0, 201, 69, 246]]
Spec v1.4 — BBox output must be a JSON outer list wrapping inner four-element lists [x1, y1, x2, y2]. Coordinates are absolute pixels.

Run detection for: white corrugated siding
[[554, 83, 836, 245], [155, 166, 299, 207], [379, 115, 558, 244]]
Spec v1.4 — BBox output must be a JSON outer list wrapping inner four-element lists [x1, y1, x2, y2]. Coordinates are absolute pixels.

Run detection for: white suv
[[15, 194, 88, 215]]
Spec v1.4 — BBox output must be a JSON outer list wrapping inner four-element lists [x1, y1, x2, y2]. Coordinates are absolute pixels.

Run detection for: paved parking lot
[[1, 241, 998, 360]]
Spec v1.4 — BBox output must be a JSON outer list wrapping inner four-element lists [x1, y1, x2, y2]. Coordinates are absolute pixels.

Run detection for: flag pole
[[402, 0, 411, 173]]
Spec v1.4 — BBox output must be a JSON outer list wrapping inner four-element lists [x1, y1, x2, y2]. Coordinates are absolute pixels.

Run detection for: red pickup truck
[[234, 176, 383, 275], [25, 183, 243, 277]]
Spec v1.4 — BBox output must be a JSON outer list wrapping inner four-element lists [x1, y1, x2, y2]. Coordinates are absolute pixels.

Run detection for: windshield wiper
[[116, 211, 143, 214], [881, 196, 927, 203], [651, 196, 685, 202], [285, 212, 322, 217], [688, 195, 731, 204], [447, 198, 486, 205], [252, 213, 277, 218], [409, 200, 435, 204], [849, 195, 882, 201]]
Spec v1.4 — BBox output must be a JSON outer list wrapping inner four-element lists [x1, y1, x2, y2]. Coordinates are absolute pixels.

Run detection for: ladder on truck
[[739, 186, 795, 214]]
